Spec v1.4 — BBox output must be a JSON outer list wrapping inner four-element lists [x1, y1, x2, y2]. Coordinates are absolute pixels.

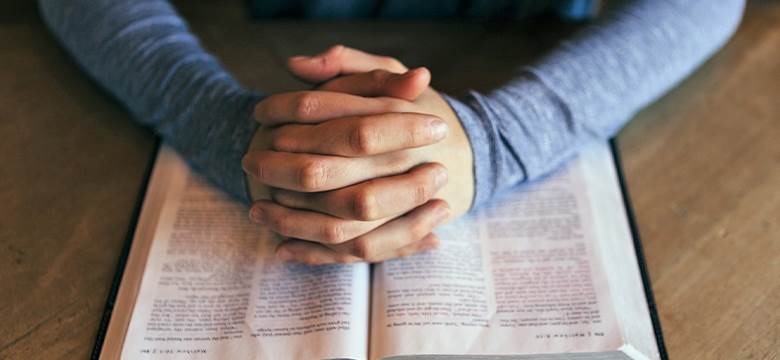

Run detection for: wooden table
[[1, 1, 777, 358]]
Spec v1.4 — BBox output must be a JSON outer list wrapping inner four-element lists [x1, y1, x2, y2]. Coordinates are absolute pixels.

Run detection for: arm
[[38, 0, 263, 201], [451, 0, 746, 207], [267, 0, 746, 263], [39, 2, 454, 264]]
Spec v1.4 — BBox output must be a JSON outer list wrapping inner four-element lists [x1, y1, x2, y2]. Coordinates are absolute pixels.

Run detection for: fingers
[[287, 44, 408, 83], [393, 233, 441, 259], [317, 68, 430, 101], [270, 112, 448, 157], [242, 150, 411, 192], [254, 90, 411, 127], [275, 233, 439, 265], [271, 163, 448, 221], [276, 200, 449, 264], [250, 200, 388, 244]]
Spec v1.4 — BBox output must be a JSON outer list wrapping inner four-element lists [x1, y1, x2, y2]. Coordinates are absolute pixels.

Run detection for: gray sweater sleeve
[[448, 0, 745, 208], [39, 0, 745, 210], [37, 0, 263, 203]]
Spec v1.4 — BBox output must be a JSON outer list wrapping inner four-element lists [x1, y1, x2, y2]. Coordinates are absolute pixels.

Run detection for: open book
[[95, 142, 665, 359]]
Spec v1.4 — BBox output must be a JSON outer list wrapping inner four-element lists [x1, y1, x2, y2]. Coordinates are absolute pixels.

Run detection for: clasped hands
[[243, 45, 474, 265]]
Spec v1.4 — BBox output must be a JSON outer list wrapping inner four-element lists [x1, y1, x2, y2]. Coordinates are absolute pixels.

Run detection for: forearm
[[38, 0, 263, 202], [454, 0, 745, 208]]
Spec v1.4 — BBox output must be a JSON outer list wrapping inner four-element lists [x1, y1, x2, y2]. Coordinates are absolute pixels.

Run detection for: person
[[38, 0, 745, 264]]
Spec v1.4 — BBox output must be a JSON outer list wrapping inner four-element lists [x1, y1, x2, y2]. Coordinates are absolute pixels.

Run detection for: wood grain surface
[[0, 1, 777, 359]]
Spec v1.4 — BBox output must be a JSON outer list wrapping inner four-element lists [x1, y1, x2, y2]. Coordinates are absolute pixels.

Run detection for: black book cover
[[609, 139, 669, 360]]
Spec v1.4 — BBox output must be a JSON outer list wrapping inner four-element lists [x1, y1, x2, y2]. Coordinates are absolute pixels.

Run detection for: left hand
[[245, 46, 475, 264], [286, 48, 475, 220]]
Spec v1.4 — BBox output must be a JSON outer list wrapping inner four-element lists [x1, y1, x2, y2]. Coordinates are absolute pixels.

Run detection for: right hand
[[243, 59, 451, 263], [244, 64, 436, 200]]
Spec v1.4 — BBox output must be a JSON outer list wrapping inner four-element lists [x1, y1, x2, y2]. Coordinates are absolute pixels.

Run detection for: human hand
[[283, 45, 475, 221], [243, 58, 452, 264], [243, 46, 474, 264]]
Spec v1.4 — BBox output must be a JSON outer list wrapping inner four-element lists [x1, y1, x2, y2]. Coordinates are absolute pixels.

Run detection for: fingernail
[[241, 156, 254, 174], [402, 68, 421, 78], [434, 167, 448, 188], [430, 119, 448, 140], [289, 55, 309, 61], [409, 67, 428, 75], [400, 68, 426, 80], [249, 206, 265, 223], [421, 236, 440, 251], [277, 247, 293, 261], [435, 205, 451, 224]]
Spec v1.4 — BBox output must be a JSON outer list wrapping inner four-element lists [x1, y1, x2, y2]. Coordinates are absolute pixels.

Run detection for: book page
[[370, 142, 633, 359], [579, 144, 660, 359], [116, 147, 369, 360]]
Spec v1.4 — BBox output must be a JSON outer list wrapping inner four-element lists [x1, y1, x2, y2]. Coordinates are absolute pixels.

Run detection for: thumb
[[317, 67, 430, 101], [287, 44, 408, 83]]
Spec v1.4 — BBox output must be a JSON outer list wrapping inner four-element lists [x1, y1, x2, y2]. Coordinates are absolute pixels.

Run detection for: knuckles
[[368, 69, 391, 86], [349, 121, 380, 155], [265, 211, 293, 235], [349, 238, 374, 260], [351, 189, 380, 221], [292, 92, 321, 119], [321, 222, 347, 245], [271, 129, 295, 152], [297, 160, 328, 191], [324, 44, 345, 59]]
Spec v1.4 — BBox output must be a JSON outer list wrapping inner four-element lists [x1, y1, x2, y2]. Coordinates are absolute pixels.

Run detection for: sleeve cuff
[[165, 90, 265, 205]]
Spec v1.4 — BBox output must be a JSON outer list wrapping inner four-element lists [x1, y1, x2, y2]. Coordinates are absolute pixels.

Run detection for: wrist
[[440, 92, 485, 213]]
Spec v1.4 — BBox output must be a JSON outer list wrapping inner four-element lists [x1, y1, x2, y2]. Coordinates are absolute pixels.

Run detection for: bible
[[94, 141, 666, 359]]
